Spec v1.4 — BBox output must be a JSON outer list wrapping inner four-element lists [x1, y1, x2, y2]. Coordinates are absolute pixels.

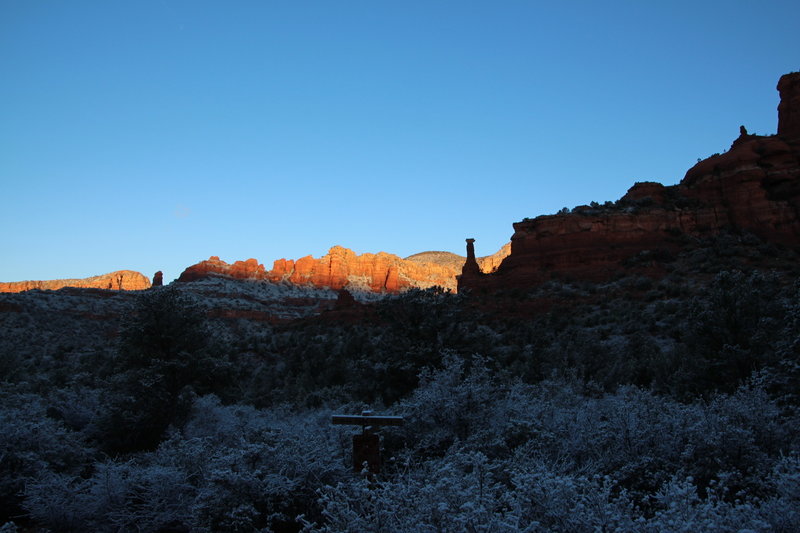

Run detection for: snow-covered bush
[[0, 392, 92, 524], [21, 394, 349, 531]]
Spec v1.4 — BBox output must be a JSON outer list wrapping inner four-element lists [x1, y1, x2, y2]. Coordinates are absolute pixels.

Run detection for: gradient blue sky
[[1, 1, 798, 283]]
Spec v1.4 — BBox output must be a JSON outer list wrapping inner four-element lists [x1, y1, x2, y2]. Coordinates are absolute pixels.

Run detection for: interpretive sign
[[331, 410, 404, 473]]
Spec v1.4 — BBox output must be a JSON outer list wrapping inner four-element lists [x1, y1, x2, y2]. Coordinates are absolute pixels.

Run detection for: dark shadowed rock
[[460, 73, 800, 292], [778, 72, 800, 140]]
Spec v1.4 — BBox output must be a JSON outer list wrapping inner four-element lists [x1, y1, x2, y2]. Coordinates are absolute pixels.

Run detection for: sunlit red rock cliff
[[0, 270, 151, 293], [178, 244, 511, 293], [459, 72, 800, 291]]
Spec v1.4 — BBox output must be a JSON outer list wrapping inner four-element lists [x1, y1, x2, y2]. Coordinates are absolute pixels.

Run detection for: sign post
[[331, 410, 404, 474]]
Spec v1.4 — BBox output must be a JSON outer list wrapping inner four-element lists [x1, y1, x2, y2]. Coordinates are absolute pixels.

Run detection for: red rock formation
[[477, 242, 512, 273], [152, 271, 163, 287], [403, 245, 512, 274], [178, 244, 506, 293], [178, 256, 268, 282], [0, 270, 151, 293], [270, 245, 458, 292], [463, 239, 481, 276], [621, 182, 667, 204], [778, 72, 800, 140], [460, 72, 800, 292]]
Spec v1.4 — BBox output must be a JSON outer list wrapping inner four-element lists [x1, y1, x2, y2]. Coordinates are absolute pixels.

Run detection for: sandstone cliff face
[[266, 246, 413, 292], [181, 246, 461, 292], [178, 256, 268, 283], [460, 72, 800, 291], [180, 244, 512, 293], [0, 270, 151, 293], [477, 242, 512, 273]]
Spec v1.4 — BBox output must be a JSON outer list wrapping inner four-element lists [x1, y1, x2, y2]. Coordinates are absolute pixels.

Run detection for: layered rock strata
[[460, 72, 800, 291], [0, 270, 151, 293]]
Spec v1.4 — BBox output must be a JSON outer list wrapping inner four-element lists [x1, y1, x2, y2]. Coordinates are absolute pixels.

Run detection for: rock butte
[[0, 270, 151, 293], [459, 72, 800, 292], [177, 244, 511, 293]]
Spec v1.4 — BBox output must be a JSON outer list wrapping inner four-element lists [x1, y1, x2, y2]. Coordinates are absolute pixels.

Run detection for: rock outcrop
[[179, 244, 512, 293], [477, 242, 512, 273], [0, 270, 151, 293], [778, 72, 800, 140], [462, 239, 481, 277], [152, 271, 163, 287], [266, 246, 409, 292], [404, 244, 511, 274], [272, 246, 466, 292], [460, 72, 800, 292], [178, 256, 268, 283]]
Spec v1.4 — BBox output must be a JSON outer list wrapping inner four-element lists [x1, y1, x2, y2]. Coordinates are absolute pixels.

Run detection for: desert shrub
[[23, 462, 194, 532], [0, 392, 93, 524], [305, 357, 799, 532], [22, 395, 349, 532]]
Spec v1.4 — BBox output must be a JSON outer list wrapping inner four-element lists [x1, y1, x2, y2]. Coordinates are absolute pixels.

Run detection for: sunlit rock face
[[309, 245, 444, 292], [178, 256, 268, 283], [270, 246, 418, 293], [178, 243, 513, 293], [460, 73, 800, 292], [179, 246, 461, 293], [0, 270, 151, 293], [477, 242, 512, 273]]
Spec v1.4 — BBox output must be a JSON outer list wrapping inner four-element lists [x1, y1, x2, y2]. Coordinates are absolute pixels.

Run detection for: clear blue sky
[[1, 1, 798, 283]]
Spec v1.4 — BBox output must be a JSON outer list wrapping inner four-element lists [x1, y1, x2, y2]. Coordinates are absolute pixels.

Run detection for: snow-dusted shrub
[[24, 461, 194, 532], [0, 392, 92, 524], [506, 469, 640, 532], [757, 455, 800, 532], [308, 449, 517, 533], [176, 396, 348, 531], [394, 353, 502, 456], [646, 476, 769, 533], [20, 394, 349, 531]]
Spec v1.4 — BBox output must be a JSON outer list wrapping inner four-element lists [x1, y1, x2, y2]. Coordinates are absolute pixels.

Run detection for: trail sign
[[332, 410, 404, 473]]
